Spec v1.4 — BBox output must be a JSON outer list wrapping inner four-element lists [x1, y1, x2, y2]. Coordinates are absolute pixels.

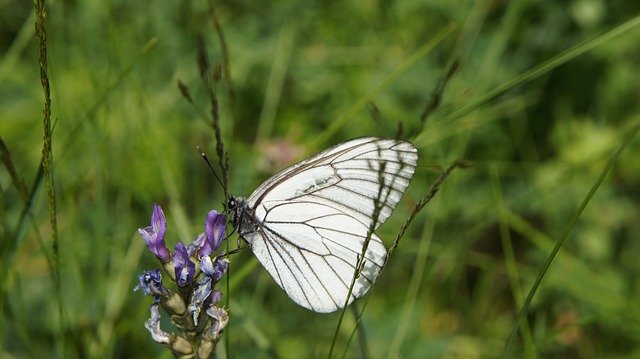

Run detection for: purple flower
[[211, 258, 228, 282], [188, 276, 212, 326], [201, 256, 228, 282], [210, 289, 222, 304], [138, 204, 170, 262], [145, 304, 170, 344], [204, 210, 226, 254], [187, 233, 206, 258], [205, 306, 229, 340], [186, 211, 226, 258], [174, 242, 196, 286], [200, 256, 215, 275], [134, 269, 168, 299], [184, 256, 227, 327], [186, 257, 227, 326]]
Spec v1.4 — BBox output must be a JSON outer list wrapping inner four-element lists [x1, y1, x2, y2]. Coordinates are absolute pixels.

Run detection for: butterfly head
[[227, 196, 247, 231]]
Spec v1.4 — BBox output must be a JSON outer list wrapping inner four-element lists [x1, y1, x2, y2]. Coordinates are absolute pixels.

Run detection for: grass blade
[[501, 121, 640, 357], [439, 14, 640, 126], [34, 0, 64, 354]]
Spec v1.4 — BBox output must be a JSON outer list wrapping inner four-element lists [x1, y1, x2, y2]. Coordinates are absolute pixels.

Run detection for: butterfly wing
[[248, 137, 418, 229], [244, 201, 386, 313], [244, 138, 418, 312]]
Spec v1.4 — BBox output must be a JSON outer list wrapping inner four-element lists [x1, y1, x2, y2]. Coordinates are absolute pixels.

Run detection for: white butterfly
[[228, 137, 418, 313]]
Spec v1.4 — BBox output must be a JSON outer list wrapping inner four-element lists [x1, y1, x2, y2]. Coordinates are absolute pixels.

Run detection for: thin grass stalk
[[34, 0, 64, 353], [387, 160, 467, 261], [352, 305, 370, 359], [440, 14, 640, 126], [329, 160, 390, 358], [208, 0, 236, 123], [500, 121, 640, 357], [386, 217, 435, 358], [339, 159, 464, 358], [419, 59, 459, 124], [490, 166, 537, 358], [203, 6, 235, 355], [9, 38, 157, 278], [0, 144, 53, 282], [340, 301, 370, 359]]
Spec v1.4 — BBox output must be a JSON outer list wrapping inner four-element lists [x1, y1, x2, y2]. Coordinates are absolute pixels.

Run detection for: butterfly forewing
[[248, 138, 418, 229], [236, 137, 418, 313]]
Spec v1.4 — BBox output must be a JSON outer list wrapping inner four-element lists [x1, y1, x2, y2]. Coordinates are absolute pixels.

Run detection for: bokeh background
[[2, 0, 640, 357]]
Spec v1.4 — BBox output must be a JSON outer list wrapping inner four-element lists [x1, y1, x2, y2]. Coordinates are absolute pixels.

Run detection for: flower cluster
[[135, 204, 229, 358]]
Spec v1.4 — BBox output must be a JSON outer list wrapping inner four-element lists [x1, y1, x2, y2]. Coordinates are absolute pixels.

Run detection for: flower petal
[[211, 257, 229, 282], [145, 304, 170, 344], [174, 242, 195, 286], [188, 276, 213, 326], [201, 256, 228, 282], [210, 289, 222, 304], [204, 210, 227, 254], [138, 204, 170, 262], [151, 204, 167, 240], [187, 233, 206, 258], [134, 269, 168, 298], [205, 306, 229, 340], [200, 256, 215, 276]]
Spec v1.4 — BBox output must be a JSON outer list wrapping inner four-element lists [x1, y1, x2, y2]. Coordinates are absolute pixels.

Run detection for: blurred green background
[[2, 0, 640, 357]]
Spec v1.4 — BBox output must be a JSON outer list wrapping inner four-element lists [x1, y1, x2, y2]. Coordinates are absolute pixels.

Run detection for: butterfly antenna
[[198, 146, 224, 189]]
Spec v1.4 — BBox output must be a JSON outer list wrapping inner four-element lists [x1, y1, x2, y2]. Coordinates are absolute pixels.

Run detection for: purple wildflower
[[186, 256, 228, 325], [138, 204, 170, 262], [145, 304, 170, 344], [210, 289, 222, 304], [134, 269, 168, 299], [187, 233, 206, 258], [188, 276, 213, 326], [174, 242, 195, 287], [204, 210, 226, 254], [137, 205, 229, 354], [200, 256, 214, 275], [201, 256, 228, 282], [205, 306, 229, 340], [186, 211, 226, 258]]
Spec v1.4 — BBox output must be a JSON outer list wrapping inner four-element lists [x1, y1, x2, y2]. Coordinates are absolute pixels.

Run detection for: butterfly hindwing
[[245, 201, 386, 313]]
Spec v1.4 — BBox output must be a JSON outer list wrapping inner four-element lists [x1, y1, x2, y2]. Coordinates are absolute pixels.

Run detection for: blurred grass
[[1, 0, 640, 358]]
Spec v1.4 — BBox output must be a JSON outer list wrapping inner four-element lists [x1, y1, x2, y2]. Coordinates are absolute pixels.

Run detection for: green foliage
[[1, 0, 640, 357]]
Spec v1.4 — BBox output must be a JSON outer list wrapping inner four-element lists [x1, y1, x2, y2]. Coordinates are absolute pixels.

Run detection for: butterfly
[[228, 137, 418, 313]]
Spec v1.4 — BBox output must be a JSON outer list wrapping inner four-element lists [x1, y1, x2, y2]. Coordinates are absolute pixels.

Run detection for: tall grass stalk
[[491, 166, 536, 358], [501, 121, 640, 357], [439, 14, 640, 126], [34, 0, 64, 354]]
